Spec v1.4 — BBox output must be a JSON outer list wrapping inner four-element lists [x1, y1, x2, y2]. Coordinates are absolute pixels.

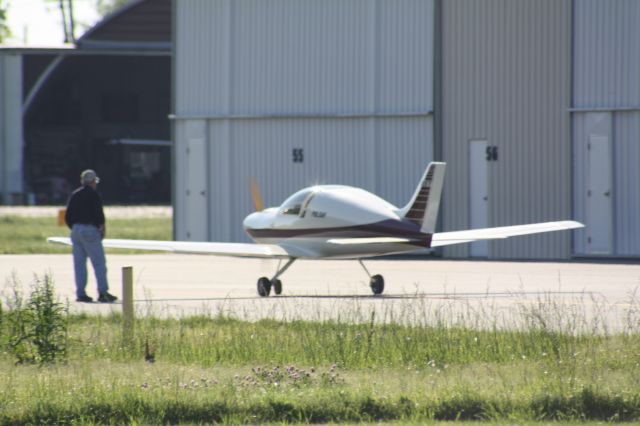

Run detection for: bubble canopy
[[279, 188, 316, 215]]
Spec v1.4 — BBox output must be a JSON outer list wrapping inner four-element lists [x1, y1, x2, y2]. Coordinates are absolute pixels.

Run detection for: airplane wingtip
[[566, 220, 586, 229], [47, 237, 71, 245]]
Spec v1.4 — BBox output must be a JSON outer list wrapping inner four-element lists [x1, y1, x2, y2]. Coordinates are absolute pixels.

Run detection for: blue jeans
[[71, 224, 109, 298]]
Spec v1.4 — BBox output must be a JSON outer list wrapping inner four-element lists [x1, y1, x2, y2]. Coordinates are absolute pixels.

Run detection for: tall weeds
[[1, 273, 68, 364]]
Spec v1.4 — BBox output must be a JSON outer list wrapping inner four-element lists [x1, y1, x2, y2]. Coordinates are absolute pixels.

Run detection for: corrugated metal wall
[[572, 0, 640, 256], [613, 113, 640, 256], [0, 55, 4, 201], [0, 54, 24, 204], [573, 0, 640, 108], [174, 0, 435, 242], [441, 0, 572, 259], [0, 55, 4, 198], [176, 0, 433, 116]]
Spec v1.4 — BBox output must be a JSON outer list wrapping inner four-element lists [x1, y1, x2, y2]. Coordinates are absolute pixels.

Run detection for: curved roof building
[[1, 0, 171, 204]]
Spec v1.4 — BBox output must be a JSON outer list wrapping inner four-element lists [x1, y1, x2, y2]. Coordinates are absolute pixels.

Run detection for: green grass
[[0, 310, 639, 424], [0, 216, 172, 254]]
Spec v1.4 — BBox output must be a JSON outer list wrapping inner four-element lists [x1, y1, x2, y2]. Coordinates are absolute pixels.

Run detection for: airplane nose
[[243, 212, 259, 230], [243, 211, 266, 230], [243, 208, 278, 231]]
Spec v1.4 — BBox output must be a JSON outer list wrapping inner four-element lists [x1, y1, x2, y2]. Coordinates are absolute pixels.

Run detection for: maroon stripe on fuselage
[[245, 219, 432, 246]]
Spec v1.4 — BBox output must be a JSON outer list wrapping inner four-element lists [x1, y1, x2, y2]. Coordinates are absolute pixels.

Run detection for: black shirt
[[65, 185, 106, 229]]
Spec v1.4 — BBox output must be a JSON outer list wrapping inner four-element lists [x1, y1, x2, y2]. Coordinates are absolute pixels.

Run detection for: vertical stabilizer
[[400, 162, 446, 233]]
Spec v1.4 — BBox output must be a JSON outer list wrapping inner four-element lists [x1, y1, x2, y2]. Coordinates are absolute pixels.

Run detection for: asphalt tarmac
[[2, 254, 639, 332]]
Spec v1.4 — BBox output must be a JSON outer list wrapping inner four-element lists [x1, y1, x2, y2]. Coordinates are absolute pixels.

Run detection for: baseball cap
[[80, 169, 100, 185]]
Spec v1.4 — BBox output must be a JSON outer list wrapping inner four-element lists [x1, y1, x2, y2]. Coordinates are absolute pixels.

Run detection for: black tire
[[370, 274, 384, 295], [272, 278, 283, 295], [257, 277, 271, 297]]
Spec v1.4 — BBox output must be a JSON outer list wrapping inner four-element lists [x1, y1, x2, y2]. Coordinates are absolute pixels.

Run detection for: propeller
[[250, 177, 264, 211]]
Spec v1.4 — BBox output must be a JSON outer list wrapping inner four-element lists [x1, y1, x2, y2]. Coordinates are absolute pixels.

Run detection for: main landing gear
[[256, 258, 295, 297], [359, 260, 385, 295], [255, 258, 385, 297]]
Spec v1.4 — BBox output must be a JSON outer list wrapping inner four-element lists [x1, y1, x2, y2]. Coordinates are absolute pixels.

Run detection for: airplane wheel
[[257, 277, 271, 297], [370, 274, 384, 295], [272, 279, 283, 295]]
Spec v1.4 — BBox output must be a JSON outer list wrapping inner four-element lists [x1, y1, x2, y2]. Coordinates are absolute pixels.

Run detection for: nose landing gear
[[256, 258, 295, 297], [257, 277, 271, 296]]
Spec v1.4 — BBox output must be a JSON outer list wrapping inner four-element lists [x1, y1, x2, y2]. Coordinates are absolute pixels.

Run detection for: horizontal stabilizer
[[47, 237, 291, 258], [430, 220, 584, 248]]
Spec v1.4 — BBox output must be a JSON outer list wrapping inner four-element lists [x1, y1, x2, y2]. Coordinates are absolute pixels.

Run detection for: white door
[[185, 137, 208, 240], [586, 135, 613, 254], [469, 140, 489, 257]]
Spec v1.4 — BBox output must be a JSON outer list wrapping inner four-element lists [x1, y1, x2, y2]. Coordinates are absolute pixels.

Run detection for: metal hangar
[[172, 0, 640, 260]]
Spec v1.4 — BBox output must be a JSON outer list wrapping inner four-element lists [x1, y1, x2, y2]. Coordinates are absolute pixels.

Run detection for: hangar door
[[207, 117, 433, 243], [174, 0, 436, 243], [469, 140, 489, 257], [573, 112, 615, 256], [585, 134, 613, 254], [177, 120, 209, 241], [574, 114, 640, 257]]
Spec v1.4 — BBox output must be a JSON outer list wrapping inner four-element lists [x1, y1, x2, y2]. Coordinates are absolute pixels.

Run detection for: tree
[[41, 0, 130, 44], [96, 0, 129, 16], [0, 0, 10, 43], [42, 0, 76, 43]]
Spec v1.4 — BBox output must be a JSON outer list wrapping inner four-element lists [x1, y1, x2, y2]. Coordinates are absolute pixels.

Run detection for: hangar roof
[[78, 0, 171, 50]]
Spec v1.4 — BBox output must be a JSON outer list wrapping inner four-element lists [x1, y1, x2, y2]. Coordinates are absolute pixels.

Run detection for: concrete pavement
[[1, 254, 639, 332]]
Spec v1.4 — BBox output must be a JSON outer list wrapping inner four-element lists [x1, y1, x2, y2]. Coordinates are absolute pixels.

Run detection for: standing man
[[65, 169, 117, 303]]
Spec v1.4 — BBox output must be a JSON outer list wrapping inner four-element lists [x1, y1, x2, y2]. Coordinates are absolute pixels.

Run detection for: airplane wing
[[47, 237, 291, 258], [430, 220, 584, 248]]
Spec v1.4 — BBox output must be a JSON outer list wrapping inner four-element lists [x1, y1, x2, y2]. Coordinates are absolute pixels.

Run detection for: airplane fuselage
[[242, 185, 430, 259]]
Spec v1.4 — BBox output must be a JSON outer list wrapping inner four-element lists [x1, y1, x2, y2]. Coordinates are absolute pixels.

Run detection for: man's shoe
[[76, 295, 93, 303], [98, 292, 118, 303]]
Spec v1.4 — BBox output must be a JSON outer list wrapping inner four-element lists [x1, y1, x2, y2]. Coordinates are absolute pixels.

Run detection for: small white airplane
[[49, 162, 583, 297]]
